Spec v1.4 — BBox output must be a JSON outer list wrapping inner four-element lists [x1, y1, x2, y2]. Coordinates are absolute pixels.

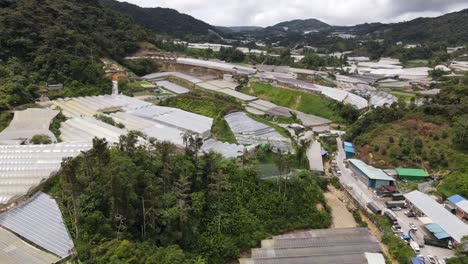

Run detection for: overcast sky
[[118, 0, 468, 27]]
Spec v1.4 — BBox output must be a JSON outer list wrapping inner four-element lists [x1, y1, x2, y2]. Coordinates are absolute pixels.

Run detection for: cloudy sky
[[119, 0, 468, 27]]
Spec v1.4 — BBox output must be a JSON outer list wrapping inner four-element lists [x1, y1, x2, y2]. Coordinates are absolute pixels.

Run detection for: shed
[[396, 168, 429, 181], [343, 141, 355, 159], [425, 223, 450, 240], [447, 194, 466, 205], [348, 159, 395, 189]]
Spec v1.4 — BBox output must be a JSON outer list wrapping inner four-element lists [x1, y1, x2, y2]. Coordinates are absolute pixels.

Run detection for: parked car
[[336, 170, 341, 176], [409, 223, 418, 230], [391, 207, 402, 211]]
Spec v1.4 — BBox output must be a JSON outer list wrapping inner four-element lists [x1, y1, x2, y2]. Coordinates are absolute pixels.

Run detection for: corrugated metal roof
[[447, 194, 466, 204], [0, 192, 74, 258], [0, 227, 60, 264], [405, 191, 468, 243], [396, 168, 429, 178], [348, 159, 395, 181], [365, 252, 385, 264], [456, 200, 468, 213], [425, 223, 450, 240]]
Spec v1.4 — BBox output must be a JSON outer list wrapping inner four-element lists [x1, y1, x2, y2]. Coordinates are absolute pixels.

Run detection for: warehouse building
[[348, 159, 395, 188], [446, 194, 468, 221], [344, 141, 355, 159], [405, 191, 468, 246], [396, 168, 429, 181]]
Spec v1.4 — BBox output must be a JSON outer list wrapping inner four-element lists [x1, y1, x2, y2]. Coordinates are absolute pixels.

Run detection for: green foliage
[[453, 115, 468, 152], [121, 59, 161, 76], [0, 111, 13, 132], [95, 114, 125, 129], [49, 111, 67, 141], [30, 134, 52, 144], [46, 136, 330, 263], [218, 47, 245, 63], [0, 0, 152, 109]]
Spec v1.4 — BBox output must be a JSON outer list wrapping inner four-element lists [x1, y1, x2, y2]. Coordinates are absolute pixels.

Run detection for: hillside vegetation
[[46, 136, 331, 263], [347, 73, 468, 198], [0, 0, 153, 109], [100, 0, 220, 38]]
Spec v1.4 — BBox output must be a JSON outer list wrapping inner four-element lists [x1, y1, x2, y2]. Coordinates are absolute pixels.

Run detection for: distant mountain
[[227, 26, 263, 33], [332, 9, 468, 44], [100, 0, 220, 37], [271, 19, 331, 32]]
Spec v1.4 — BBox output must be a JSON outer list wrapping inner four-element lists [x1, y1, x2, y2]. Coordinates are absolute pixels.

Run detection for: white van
[[410, 240, 420, 253]]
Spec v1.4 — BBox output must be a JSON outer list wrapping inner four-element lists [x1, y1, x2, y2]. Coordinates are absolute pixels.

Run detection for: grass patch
[[390, 91, 416, 102], [403, 59, 429, 68], [244, 82, 345, 123], [159, 90, 242, 143]]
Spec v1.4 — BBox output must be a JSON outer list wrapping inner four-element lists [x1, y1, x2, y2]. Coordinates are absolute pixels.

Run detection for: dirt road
[[324, 187, 357, 228]]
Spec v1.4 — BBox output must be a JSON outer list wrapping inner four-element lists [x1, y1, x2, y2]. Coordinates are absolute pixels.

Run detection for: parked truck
[[367, 202, 382, 215], [385, 201, 406, 209], [410, 240, 420, 254], [384, 209, 398, 225], [392, 192, 405, 201], [409, 230, 425, 247]]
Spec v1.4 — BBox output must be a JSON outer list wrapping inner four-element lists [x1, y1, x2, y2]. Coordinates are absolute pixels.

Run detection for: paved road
[[335, 138, 373, 207], [334, 138, 454, 261]]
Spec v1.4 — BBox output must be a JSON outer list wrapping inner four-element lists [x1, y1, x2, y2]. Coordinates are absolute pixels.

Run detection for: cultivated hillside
[[272, 18, 331, 32], [100, 0, 220, 37]]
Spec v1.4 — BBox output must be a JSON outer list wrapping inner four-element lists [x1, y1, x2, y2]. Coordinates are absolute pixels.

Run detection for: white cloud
[[118, 0, 468, 26]]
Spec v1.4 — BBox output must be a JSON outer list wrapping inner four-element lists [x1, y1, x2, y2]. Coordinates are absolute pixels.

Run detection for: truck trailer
[[385, 201, 406, 209]]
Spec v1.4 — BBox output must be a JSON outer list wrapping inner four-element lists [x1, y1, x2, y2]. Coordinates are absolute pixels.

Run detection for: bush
[[30, 134, 52, 144]]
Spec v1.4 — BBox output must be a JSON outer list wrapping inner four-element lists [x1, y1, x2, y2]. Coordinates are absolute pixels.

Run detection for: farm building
[[239, 227, 382, 264], [344, 141, 355, 159], [348, 159, 395, 189], [307, 140, 324, 173], [446, 195, 468, 221], [396, 168, 429, 181], [405, 191, 468, 246]]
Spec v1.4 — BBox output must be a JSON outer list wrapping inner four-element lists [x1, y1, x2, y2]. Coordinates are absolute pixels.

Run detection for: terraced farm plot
[[243, 82, 344, 123]]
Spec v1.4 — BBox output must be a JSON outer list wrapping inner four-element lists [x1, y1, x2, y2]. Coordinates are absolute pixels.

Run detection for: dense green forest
[[99, 0, 222, 38], [346, 73, 468, 197], [0, 0, 153, 109], [46, 134, 331, 263]]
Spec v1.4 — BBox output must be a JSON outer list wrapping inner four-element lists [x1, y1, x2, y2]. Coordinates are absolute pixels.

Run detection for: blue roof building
[[348, 159, 395, 188], [447, 194, 466, 205], [343, 141, 355, 159]]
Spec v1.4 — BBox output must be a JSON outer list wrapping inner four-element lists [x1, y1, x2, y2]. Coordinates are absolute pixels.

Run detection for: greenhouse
[[0, 108, 59, 144], [0, 143, 91, 205]]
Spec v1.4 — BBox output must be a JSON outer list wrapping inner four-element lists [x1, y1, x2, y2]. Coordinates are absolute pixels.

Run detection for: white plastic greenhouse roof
[[0, 192, 74, 258], [128, 105, 213, 136], [60, 117, 127, 144], [0, 143, 91, 205], [142, 72, 204, 84], [307, 141, 324, 172], [206, 80, 238, 89], [201, 139, 255, 159], [0, 227, 60, 264], [225, 112, 292, 153], [0, 108, 59, 144], [52, 95, 151, 118], [216, 88, 257, 101], [156, 81, 190, 94], [177, 58, 257, 74]]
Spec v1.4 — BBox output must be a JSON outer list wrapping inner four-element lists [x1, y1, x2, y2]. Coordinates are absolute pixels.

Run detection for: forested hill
[[0, 0, 152, 109], [100, 0, 220, 37], [341, 9, 468, 44]]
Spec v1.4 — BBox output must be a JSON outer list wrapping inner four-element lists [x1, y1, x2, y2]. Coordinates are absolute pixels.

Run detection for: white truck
[[410, 240, 420, 254]]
